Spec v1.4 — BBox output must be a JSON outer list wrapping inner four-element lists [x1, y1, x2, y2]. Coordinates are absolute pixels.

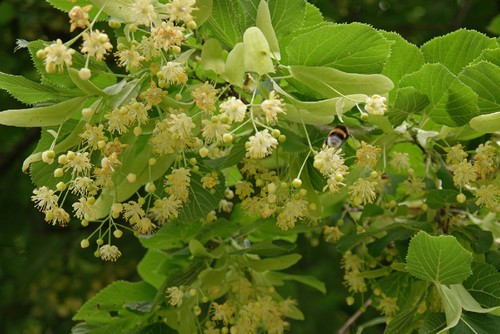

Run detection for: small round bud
[[145, 182, 156, 193], [309, 203, 317, 211], [299, 188, 307, 196], [292, 178, 302, 188], [96, 238, 104, 246], [346, 296, 355, 305], [187, 20, 197, 30], [456, 193, 466, 203], [126, 173, 137, 183], [175, 93, 182, 101], [313, 159, 323, 169], [111, 203, 123, 217], [225, 189, 234, 199], [388, 200, 397, 208], [78, 68, 91, 81], [172, 46, 181, 54], [192, 165, 199, 172], [407, 168, 415, 177], [267, 182, 277, 194], [138, 197, 146, 205], [66, 151, 76, 160], [97, 140, 106, 149], [421, 203, 428, 211], [370, 171, 379, 178], [36, 49, 47, 59], [202, 296, 209, 303], [189, 157, 198, 165], [356, 226, 365, 233], [219, 114, 230, 124], [189, 289, 197, 296], [337, 219, 344, 226], [80, 239, 90, 248], [193, 305, 202, 316], [148, 158, 157, 166], [56, 182, 67, 191], [108, 19, 121, 29], [81, 219, 89, 227], [267, 194, 277, 204], [54, 168, 64, 178], [278, 134, 286, 143], [360, 113, 369, 121], [223, 133, 233, 143], [117, 43, 127, 51], [113, 229, 123, 238], [133, 126, 143, 136], [334, 173, 344, 182], [42, 150, 55, 164], [94, 250, 101, 257], [82, 107, 94, 119], [222, 327, 228, 334], [271, 129, 281, 138], [199, 147, 209, 158], [149, 62, 160, 75], [87, 196, 96, 205], [58, 154, 68, 164], [128, 24, 138, 32]]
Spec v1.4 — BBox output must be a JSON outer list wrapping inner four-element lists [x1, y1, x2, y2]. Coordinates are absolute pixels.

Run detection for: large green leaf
[[0, 72, 80, 105], [381, 31, 424, 100], [463, 262, 500, 309], [426, 189, 459, 209], [406, 231, 473, 285], [204, 0, 244, 48], [138, 249, 168, 289], [267, 0, 306, 37], [388, 86, 430, 126], [0, 96, 87, 127], [451, 312, 500, 334], [399, 63, 479, 126], [285, 23, 391, 73], [73, 281, 157, 322], [458, 61, 500, 115], [246, 253, 301, 272], [421, 29, 498, 75]]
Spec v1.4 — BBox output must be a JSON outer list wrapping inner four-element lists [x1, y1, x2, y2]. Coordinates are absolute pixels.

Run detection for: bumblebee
[[325, 124, 349, 149]]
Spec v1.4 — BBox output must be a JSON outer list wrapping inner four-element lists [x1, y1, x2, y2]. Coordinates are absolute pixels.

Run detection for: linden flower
[[68, 5, 92, 32], [445, 144, 468, 165], [45, 206, 71, 226], [99, 244, 122, 262], [276, 198, 308, 231], [403, 176, 426, 196], [151, 21, 185, 50], [355, 141, 382, 169], [323, 225, 343, 243], [245, 129, 278, 159], [165, 0, 197, 23], [211, 301, 236, 324], [452, 159, 476, 188], [191, 83, 218, 112], [235, 181, 254, 199], [157, 61, 188, 86], [32, 186, 59, 211], [81, 30, 113, 61], [313, 146, 348, 177], [475, 185, 500, 212], [166, 286, 184, 307], [39, 39, 75, 73], [349, 178, 378, 206], [220, 97, 247, 123], [148, 196, 182, 224], [141, 81, 167, 107], [70, 176, 98, 197], [377, 295, 399, 318], [167, 113, 196, 147], [201, 172, 219, 189], [123, 200, 146, 224], [164, 168, 191, 203], [65, 151, 93, 175], [115, 45, 145, 72], [80, 123, 107, 149], [72, 197, 97, 220], [365, 94, 387, 115], [260, 91, 286, 125], [131, 0, 158, 26], [132, 217, 157, 235], [219, 199, 234, 213], [473, 141, 498, 180], [341, 251, 364, 271], [201, 118, 230, 144], [390, 152, 410, 172], [344, 270, 367, 293]]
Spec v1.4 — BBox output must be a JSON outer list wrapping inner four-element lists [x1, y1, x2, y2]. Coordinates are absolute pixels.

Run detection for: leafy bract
[[201, 38, 225, 75], [421, 29, 498, 75], [406, 231, 473, 285], [0, 96, 87, 127], [399, 63, 479, 126], [285, 23, 391, 73], [469, 111, 500, 133]]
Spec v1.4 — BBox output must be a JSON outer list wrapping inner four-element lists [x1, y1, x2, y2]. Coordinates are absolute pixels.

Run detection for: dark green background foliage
[[0, 0, 497, 333]]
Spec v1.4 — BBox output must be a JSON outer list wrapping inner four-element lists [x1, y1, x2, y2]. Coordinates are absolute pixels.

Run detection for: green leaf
[[204, 0, 244, 48], [421, 313, 446, 334], [451, 312, 500, 334], [0, 72, 79, 104], [246, 253, 301, 272], [450, 284, 500, 315], [139, 222, 199, 250], [189, 239, 215, 258], [383, 304, 421, 334], [0, 96, 87, 127], [88, 0, 137, 22], [223, 42, 245, 87], [421, 29, 497, 75], [289, 65, 394, 98], [463, 262, 500, 309], [469, 111, 500, 133], [458, 61, 500, 115], [453, 225, 494, 254], [73, 281, 157, 322], [389, 87, 430, 126], [269, 272, 326, 294], [201, 38, 226, 75], [475, 48, 500, 67], [406, 231, 473, 285], [243, 27, 275, 75], [193, 0, 213, 27], [256, 0, 280, 58], [267, 0, 305, 37], [381, 31, 424, 101], [286, 23, 391, 73], [426, 189, 459, 209], [436, 284, 462, 333], [138, 249, 168, 289], [303, 2, 323, 28], [240, 240, 296, 257], [68, 68, 107, 97], [399, 63, 479, 127]]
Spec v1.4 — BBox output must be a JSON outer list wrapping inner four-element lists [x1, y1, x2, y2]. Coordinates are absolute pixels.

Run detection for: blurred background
[[0, 0, 498, 333]]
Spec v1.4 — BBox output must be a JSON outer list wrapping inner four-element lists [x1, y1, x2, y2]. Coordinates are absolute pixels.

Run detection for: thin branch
[[337, 298, 373, 334]]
